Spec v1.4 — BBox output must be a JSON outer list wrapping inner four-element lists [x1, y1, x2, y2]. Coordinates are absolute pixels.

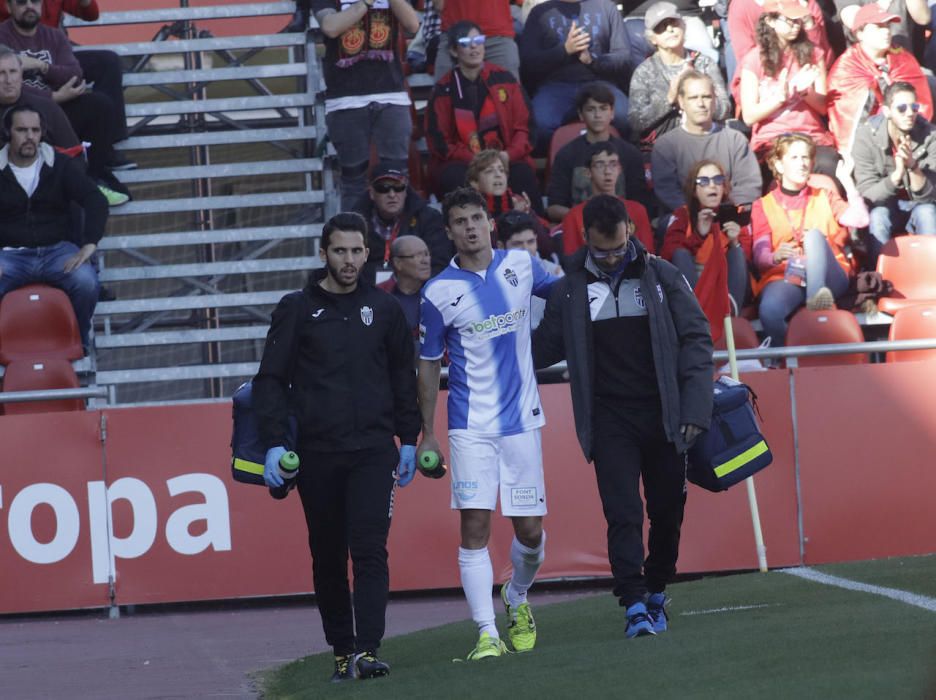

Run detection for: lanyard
[[779, 196, 807, 245]]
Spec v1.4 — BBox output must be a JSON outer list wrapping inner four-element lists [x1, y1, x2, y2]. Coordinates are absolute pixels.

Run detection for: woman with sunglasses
[[426, 20, 542, 212], [737, 0, 837, 179], [752, 134, 856, 347], [661, 160, 752, 318]]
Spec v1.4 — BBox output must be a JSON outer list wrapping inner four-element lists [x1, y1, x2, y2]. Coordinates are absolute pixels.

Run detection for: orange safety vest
[[754, 188, 853, 296]]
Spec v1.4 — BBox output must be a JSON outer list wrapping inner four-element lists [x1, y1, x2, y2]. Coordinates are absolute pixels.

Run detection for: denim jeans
[[325, 103, 412, 208], [758, 228, 849, 347], [0, 241, 100, 347], [532, 80, 630, 151], [868, 201, 936, 265]]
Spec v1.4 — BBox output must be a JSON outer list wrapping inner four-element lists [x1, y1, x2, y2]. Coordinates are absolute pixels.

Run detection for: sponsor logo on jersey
[[451, 294, 465, 307], [453, 480, 479, 501], [503, 268, 519, 287], [463, 308, 527, 340], [510, 487, 538, 508], [312, 308, 324, 318], [360, 305, 374, 326]]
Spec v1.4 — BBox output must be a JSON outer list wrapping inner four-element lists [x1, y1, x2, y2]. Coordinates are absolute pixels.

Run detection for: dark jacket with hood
[[532, 241, 713, 461], [253, 271, 421, 453]]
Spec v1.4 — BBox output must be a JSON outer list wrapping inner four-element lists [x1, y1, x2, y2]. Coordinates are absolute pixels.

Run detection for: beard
[[14, 12, 40, 31], [325, 258, 360, 289]]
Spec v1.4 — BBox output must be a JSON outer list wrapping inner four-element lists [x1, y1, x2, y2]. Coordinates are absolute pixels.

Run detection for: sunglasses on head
[[894, 102, 922, 114], [695, 174, 726, 187], [457, 35, 486, 47], [373, 181, 406, 194]]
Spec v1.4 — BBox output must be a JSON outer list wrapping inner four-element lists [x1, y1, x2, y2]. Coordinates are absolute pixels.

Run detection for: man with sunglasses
[[353, 164, 452, 284], [852, 80, 936, 265], [532, 193, 712, 640]]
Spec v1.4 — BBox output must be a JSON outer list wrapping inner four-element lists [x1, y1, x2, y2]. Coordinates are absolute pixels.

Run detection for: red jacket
[[426, 62, 534, 171], [661, 206, 752, 263], [0, 0, 99, 26]]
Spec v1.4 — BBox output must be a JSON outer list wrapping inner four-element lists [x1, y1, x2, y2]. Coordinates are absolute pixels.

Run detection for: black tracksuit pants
[[296, 441, 398, 656], [592, 397, 687, 608]]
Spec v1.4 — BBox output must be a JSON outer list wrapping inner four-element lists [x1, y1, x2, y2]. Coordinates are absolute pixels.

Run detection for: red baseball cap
[[762, 0, 810, 20], [852, 3, 900, 31]]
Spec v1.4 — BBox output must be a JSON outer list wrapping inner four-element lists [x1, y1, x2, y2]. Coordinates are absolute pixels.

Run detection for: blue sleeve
[[530, 252, 559, 300], [419, 293, 446, 360]]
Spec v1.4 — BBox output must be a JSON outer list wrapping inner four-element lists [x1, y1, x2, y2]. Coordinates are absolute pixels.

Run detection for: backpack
[[230, 380, 297, 486], [687, 376, 772, 492]]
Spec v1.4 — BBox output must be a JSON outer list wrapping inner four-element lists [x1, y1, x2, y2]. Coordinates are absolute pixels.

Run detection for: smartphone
[[716, 204, 751, 228]]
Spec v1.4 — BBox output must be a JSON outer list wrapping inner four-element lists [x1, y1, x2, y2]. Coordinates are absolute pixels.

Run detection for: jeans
[[325, 103, 412, 208], [868, 201, 936, 265], [758, 228, 849, 347], [0, 241, 100, 348], [532, 81, 630, 151], [671, 244, 749, 308]]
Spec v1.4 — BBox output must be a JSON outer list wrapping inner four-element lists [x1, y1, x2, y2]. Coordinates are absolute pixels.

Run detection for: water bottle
[[418, 449, 447, 479], [269, 451, 300, 500]]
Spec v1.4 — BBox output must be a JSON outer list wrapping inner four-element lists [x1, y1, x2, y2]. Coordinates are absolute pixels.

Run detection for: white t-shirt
[[9, 158, 41, 198]]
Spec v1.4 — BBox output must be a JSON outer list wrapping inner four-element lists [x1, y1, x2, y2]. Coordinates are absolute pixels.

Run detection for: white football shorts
[[448, 428, 546, 516]]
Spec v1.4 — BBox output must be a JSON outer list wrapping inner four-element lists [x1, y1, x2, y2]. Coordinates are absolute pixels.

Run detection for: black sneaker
[[330, 654, 356, 683], [354, 651, 390, 679]]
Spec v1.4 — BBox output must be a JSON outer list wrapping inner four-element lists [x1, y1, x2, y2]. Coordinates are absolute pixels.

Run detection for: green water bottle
[[418, 450, 447, 479], [269, 451, 300, 500]]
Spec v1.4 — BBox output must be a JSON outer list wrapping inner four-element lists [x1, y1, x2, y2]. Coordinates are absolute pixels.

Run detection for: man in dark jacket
[[0, 104, 106, 348], [532, 194, 712, 639], [352, 164, 453, 284], [253, 212, 421, 683]]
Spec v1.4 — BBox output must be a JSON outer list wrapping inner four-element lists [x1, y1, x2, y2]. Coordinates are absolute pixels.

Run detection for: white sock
[[459, 546, 498, 638], [507, 532, 546, 608]]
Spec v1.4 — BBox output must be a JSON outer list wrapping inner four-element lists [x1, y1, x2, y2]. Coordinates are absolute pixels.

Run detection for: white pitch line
[[681, 603, 776, 616], [781, 567, 936, 612]]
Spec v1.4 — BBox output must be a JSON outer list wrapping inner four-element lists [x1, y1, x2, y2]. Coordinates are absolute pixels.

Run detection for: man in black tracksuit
[[253, 212, 421, 682], [532, 195, 712, 639]]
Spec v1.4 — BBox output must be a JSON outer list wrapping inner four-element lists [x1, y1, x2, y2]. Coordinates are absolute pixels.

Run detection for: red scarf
[[336, 7, 396, 68], [452, 70, 504, 154], [692, 227, 729, 345]]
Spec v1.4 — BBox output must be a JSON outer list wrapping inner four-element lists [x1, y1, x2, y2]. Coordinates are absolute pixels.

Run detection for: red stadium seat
[[0, 285, 83, 363], [715, 317, 761, 351], [784, 309, 869, 367], [1, 359, 84, 415], [546, 121, 620, 184], [886, 305, 936, 363], [875, 236, 936, 315]]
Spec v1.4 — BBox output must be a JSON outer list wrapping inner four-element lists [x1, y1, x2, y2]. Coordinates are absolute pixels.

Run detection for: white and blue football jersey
[[420, 249, 557, 437]]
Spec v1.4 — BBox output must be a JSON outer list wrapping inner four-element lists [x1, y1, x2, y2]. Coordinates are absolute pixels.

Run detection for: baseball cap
[[852, 3, 900, 31], [370, 163, 408, 184], [761, 0, 811, 20], [644, 2, 681, 31]]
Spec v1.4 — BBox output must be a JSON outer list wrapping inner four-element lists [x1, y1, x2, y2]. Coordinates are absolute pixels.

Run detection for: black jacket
[[253, 272, 421, 452], [0, 143, 107, 248], [351, 188, 453, 282], [532, 242, 713, 461]]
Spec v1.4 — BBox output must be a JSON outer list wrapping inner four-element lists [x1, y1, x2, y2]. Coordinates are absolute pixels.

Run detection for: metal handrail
[[0, 387, 108, 404]]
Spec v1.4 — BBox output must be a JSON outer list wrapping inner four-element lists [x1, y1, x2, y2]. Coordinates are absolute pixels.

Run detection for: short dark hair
[[443, 186, 489, 226], [583, 194, 630, 240], [575, 82, 616, 112], [3, 104, 43, 138], [447, 20, 483, 49], [321, 212, 367, 251], [884, 81, 917, 107], [495, 211, 538, 245], [585, 141, 618, 168]]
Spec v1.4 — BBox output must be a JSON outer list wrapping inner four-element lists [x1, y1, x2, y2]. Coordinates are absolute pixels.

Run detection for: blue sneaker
[[625, 601, 656, 638], [646, 593, 668, 633]]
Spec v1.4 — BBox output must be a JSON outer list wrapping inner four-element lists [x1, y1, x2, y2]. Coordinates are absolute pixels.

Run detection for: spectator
[[0, 0, 133, 170], [738, 0, 837, 178], [351, 164, 452, 284], [728, 0, 833, 73], [433, 0, 520, 80], [0, 105, 106, 349], [378, 235, 432, 359], [852, 81, 936, 264], [661, 160, 752, 334], [836, 0, 931, 55], [495, 210, 563, 328], [519, 0, 634, 150], [752, 133, 855, 347], [465, 149, 534, 219], [426, 20, 540, 208], [311, 0, 420, 207], [651, 71, 763, 218], [828, 4, 932, 158], [629, 2, 730, 156], [0, 0, 127, 204], [545, 82, 649, 223], [560, 141, 656, 262]]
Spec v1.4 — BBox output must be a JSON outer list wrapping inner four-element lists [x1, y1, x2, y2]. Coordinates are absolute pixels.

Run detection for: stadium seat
[[545, 122, 620, 183], [0, 285, 83, 363], [784, 309, 869, 367], [875, 236, 936, 314], [714, 317, 761, 352], [1, 359, 84, 415], [886, 305, 936, 363]]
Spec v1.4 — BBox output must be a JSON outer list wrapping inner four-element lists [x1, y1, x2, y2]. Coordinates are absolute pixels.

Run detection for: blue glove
[[397, 445, 417, 487], [264, 446, 287, 487]]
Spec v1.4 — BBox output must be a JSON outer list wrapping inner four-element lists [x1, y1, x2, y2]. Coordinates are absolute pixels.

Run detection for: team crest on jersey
[[503, 268, 519, 287], [634, 286, 645, 309], [360, 305, 374, 326]]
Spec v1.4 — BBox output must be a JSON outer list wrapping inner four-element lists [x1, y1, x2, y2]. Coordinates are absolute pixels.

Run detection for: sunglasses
[[457, 35, 486, 47], [695, 174, 727, 187], [589, 244, 630, 260], [653, 18, 682, 34], [775, 15, 804, 28], [13, 0, 42, 5], [373, 181, 406, 194], [894, 102, 922, 114]]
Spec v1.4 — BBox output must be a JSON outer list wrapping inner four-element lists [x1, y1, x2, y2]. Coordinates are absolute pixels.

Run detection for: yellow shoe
[[501, 583, 537, 652], [466, 631, 507, 661]]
